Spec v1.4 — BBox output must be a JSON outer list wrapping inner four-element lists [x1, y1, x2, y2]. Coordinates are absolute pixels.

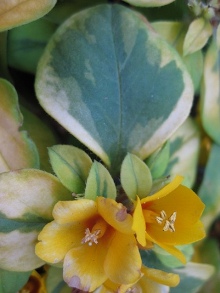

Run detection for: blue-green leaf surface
[[0, 270, 31, 293], [35, 4, 193, 173]]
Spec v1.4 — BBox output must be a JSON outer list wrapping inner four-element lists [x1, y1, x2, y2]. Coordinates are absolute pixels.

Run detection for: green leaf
[[0, 78, 39, 173], [85, 161, 116, 200], [153, 244, 193, 268], [123, 0, 175, 7], [48, 145, 92, 193], [183, 18, 212, 56], [0, 0, 57, 32], [201, 39, 220, 144], [145, 141, 170, 179], [46, 266, 71, 293], [0, 169, 72, 271], [8, 18, 57, 74], [21, 106, 57, 172], [198, 143, 220, 230], [35, 4, 193, 174], [121, 153, 152, 200], [0, 269, 31, 293], [152, 21, 187, 54], [171, 262, 214, 293], [164, 118, 200, 188]]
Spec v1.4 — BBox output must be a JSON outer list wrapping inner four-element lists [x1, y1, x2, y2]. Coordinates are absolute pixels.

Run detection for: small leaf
[[145, 142, 170, 179], [0, 0, 57, 32], [201, 39, 220, 144], [0, 169, 72, 271], [0, 78, 39, 172], [183, 17, 212, 56], [0, 269, 31, 293], [85, 161, 116, 200], [123, 0, 175, 7], [121, 153, 152, 200], [198, 143, 220, 230], [48, 145, 92, 193]]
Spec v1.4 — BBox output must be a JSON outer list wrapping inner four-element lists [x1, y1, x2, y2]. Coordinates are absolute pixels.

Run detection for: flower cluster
[[35, 175, 205, 292]]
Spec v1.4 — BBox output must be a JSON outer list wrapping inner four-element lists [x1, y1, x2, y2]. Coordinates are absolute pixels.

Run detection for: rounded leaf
[[35, 4, 193, 173], [123, 0, 175, 7]]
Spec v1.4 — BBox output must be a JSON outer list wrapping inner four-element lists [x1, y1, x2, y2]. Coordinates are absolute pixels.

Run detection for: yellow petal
[[53, 199, 98, 224], [138, 275, 169, 293], [35, 221, 86, 263], [97, 197, 133, 234], [63, 230, 113, 292], [132, 197, 146, 247], [104, 231, 142, 285], [141, 266, 180, 287], [141, 175, 183, 204]]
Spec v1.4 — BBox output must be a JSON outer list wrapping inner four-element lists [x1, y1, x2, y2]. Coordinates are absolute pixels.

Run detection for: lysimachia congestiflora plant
[[1, 0, 220, 292]]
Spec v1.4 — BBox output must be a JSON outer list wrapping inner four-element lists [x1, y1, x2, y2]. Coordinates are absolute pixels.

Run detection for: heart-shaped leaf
[[35, 4, 193, 174]]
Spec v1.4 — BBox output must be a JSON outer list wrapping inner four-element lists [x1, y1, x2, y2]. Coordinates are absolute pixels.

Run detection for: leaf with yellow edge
[[123, 0, 175, 7], [0, 0, 57, 32], [0, 79, 39, 172], [183, 17, 212, 56]]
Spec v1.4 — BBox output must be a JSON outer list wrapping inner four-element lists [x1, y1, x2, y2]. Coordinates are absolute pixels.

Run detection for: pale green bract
[[35, 4, 193, 174]]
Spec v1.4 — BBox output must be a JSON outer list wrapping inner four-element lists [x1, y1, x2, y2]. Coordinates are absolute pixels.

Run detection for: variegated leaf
[[164, 118, 200, 188], [198, 143, 220, 230], [171, 262, 214, 293], [0, 0, 57, 32], [35, 4, 193, 174], [123, 0, 175, 7], [48, 145, 92, 193], [201, 39, 220, 144], [0, 79, 39, 172], [85, 161, 116, 200], [0, 169, 72, 271], [183, 17, 212, 56]]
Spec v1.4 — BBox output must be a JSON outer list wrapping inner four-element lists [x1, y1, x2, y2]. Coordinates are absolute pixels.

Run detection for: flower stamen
[[156, 210, 177, 232], [81, 228, 101, 246]]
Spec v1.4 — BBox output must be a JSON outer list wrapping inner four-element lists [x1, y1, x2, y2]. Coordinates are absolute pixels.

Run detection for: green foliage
[[121, 153, 152, 200], [0, 270, 31, 293], [85, 161, 116, 200], [49, 145, 92, 193], [35, 4, 193, 174]]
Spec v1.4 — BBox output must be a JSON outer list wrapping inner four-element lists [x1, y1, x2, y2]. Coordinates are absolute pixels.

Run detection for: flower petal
[[52, 199, 98, 224], [35, 221, 86, 263], [132, 197, 147, 247], [145, 232, 186, 263], [140, 176, 183, 204], [97, 197, 133, 234], [141, 266, 180, 287], [63, 230, 113, 292], [104, 231, 141, 285]]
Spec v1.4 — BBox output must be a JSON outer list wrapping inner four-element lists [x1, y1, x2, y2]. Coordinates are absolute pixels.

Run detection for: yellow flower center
[[81, 217, 108, 246], [156, 210, 177, 232]]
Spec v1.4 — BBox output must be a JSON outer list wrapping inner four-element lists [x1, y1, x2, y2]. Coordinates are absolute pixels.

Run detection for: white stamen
[[156, 211, 177, 233], [81, 228, 101, 246]]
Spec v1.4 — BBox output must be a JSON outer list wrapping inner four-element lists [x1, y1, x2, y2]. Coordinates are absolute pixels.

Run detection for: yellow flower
[[35, 197, 142, 292], [132, 176, 205, 263], [94, 265, 180, 293]]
